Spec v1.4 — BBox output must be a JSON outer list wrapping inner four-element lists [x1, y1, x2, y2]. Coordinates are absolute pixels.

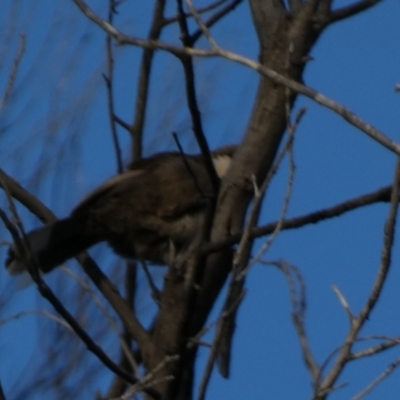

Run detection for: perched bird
[[5, 146, 236, 275]]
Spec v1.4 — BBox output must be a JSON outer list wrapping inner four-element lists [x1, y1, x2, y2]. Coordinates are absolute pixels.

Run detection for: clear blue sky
[[1, 1, 400, 399]]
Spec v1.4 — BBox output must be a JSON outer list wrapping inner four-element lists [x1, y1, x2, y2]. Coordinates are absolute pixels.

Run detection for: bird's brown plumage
[[6, 146, 236, 274]]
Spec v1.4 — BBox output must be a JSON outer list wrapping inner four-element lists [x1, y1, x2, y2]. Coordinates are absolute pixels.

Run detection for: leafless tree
[[1, 1, 399, 400]]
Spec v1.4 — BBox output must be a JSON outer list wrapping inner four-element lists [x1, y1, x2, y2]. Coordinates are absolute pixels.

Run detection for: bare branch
[[197, 290, 246, 400], [0, 33, 26, 112], [113, 114, 131, 132], [111, 355, 179, 400], [0, 309, 73, 331], [164, 0, 229, 25], [352, 357, 400, 400], [266, 260, 320, 383], [203, 185, 393, 255], [330, 0, 383, 23], [72, 0, 400, 156], [61, 267, 140, 376], [205, 108, 302, 380], [185, 0, 219, 48], [190, 0, 244, 45], [332, 285, 355, 323], [0, 206, 146, 394], [237, 108, 304, 279], [177, 0, 220, 192], [316, 156, 400, 398], [140, 262, 161, 303], [130, 0, 167, 160], [104, 0, 123, 173], [0, 168, 155, 365], [351, 337, 400, 360]]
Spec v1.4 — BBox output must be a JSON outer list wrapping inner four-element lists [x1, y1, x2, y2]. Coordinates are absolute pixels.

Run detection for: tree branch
[[130, 0, 167, 160], [71, 0, 400, 157], [177, 0, 220, 192], [0, 168, 156, 366], [203, 184, 393, 255], [190, 0, 244, 45], [330, 0, 382, 23], [104, 0, 123, 174], [163, 0, 230, 25], [0, 209, 151, 395], [0, 34, 26, 112], [316, 156, 400, 398]]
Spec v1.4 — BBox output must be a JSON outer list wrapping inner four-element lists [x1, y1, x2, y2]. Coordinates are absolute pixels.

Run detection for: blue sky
[[1, 1, 400, 399]]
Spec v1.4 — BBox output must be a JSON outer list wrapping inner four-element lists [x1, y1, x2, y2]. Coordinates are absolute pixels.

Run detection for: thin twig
[[237, 108, 305, 280], [331, 284, 355, 323], [104, 0, 123, 173], [113, 114, 131, 132], [197, 290, 246, 400], [61, 267, 140, 376], [264, 260, 320, 382], [199, 108, 301, 382], [0, 168, 156, 376], [0, 309, 72, 330], [140, 262, 161, 303], [330, 0, 382, 23], [351, 357, 400, 400], [111, 355, 179, 400], [172, 133, 208, 197], [176, 0, 219, 193], [130, 0, 167, 160], [202, 184, 393, 256], [191, 0, 244, 45], [164, 0, 229, 25], [315, 156, 400, 399], [350, 338, 400, 360], [0, 34, 26, 112], [185, 0, 218, 48], [0, 208, 146, 392], [71, 0, 400, 157]]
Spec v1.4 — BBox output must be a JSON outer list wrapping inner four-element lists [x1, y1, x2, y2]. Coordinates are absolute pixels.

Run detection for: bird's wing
[[72, 169, 146, 216]]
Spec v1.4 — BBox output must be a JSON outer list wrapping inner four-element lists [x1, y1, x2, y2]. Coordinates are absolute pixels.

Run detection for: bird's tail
[[6, 218, 97, 275]]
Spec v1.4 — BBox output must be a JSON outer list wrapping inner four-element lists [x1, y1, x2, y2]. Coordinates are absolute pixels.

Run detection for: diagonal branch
[[72, 0, 400, 157], [0, 168, 155, 362], [190, 0, 244, 45], [104, 0, 123, 174], [352, 357, 400, 400], [130, 0, 167, 160], [315, 156, 400, 398], [203, 185, 393, 255], [177, 0, 220, 192], [0, 208, 148, 394], [164, 0, 230, 25], [330, 0, 383, 23], [0, 34, 26, 112]]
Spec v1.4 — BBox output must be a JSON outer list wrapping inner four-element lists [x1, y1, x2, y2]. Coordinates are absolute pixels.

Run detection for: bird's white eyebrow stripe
[[212, 154, 232, 178]]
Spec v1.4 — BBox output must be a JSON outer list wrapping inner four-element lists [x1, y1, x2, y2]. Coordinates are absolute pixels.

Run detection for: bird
[[5, 146, 236, 275]]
